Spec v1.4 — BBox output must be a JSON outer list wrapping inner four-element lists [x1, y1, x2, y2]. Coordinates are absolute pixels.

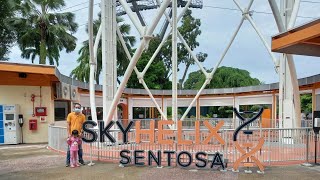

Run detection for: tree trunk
[[39, 4, 47, 64], [180, 63, 190, 89], [39, 39, 46, 64]]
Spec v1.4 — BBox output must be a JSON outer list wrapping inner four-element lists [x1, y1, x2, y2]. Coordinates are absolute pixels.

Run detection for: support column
[[161, 96, 164, 120], [196, 98, 200, 120], [233, 95, 240, 129], [312, 88, 316, 119], [315, 88, 320, 111], [112, 0, 118, 120], [128, 97, 133, 120], [163, 97, 167, 120], [102, 0, 117, 122], [278, 0, 301, 128], [272, 92, 277, 128], [172, 0, 178, 127]]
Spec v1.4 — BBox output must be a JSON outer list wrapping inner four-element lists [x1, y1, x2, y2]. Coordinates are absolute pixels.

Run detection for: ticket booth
[[0, 104, 21, 144]]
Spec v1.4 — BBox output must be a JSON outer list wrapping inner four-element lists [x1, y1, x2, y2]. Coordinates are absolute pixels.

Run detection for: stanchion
[[314, 134, 319, 165], [311, 115, 320, 166], [302, 116, 320, 167], [18, 114, 24, 144], [88, 142, 95, 166]]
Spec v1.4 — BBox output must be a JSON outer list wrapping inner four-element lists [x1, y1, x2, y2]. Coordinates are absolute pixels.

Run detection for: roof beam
[[0, 63, 56, 75], [272, 19, 320, 53]]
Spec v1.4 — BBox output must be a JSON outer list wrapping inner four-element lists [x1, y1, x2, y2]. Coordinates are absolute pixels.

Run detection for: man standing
[[66, 103, 86, 167]]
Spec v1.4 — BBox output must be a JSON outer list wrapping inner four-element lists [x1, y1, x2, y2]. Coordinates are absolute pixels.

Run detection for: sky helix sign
[[82, 108, 265, 173]]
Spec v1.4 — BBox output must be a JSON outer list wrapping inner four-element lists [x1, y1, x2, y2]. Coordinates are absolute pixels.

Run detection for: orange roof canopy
[[271, 18, 320, 57], [0, 62, 59, 86]]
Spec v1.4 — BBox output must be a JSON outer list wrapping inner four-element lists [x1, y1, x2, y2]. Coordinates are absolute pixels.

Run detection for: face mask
[[74, 108, 81, 113]]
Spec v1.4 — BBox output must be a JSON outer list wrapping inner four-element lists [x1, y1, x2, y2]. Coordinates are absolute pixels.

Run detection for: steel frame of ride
[[87, 0, 302, 129]]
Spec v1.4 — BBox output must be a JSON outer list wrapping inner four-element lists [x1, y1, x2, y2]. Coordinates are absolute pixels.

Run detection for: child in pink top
[[67, 130, 82, 168]]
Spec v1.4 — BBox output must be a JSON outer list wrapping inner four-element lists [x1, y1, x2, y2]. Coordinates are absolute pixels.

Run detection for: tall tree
[[177, 9, 207, 89], [187, 66, 261, 118], [300, 94, 312, 114], [124, 10, 206, 89], [0, 0, 18, 60], [127, 37, 171, 89], [9, 0, 78, 65], [70, 16, 135, 84], [184, 66, 261, 89]]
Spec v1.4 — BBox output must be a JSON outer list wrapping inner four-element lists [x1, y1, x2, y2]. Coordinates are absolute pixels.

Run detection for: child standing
[[67, 130, 82, 168]]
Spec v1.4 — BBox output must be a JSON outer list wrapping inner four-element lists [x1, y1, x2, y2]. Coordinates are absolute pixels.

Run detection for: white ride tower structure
[[88, 0, 302, 129], [269, 0, 301, 128]]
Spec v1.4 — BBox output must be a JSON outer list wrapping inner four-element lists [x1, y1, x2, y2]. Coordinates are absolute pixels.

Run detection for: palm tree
[[70, 15, 135, 84], [0, 0, 18, 61], [9, 0, 78, 65]]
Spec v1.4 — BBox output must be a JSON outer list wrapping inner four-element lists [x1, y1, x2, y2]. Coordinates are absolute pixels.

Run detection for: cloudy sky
[[8, 0, 320, 84]]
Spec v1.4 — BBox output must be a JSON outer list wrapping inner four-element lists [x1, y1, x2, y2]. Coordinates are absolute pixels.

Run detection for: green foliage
[[300, 94, 312, 113], [70, 16, 135, 84], [167, 107, 172, 119], [183, 69, 207, 90], [70, 43, 91, 83], [127, 37, 171, 89], [0, 0, 18, 60], [177, 9, 207, 89], [159, 9, 207, 89], [184, 66, 261, 89], [9, 0, 78, 65], [200, 106, 234, 118], [239, 104, 269, 112]]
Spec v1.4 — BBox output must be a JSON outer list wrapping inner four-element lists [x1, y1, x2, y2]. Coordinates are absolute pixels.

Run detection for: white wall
[[0, 85, 54, 143]]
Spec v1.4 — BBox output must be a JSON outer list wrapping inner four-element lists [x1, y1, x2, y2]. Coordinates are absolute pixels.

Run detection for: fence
[[48, 121, 320, 166], [126, 118, 312, 129]]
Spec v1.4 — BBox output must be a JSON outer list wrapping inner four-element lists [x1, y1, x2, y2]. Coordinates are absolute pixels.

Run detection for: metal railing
[[48, 122, 320, 166], [48, 125, 68, 153], [120, 118, 311, 129]]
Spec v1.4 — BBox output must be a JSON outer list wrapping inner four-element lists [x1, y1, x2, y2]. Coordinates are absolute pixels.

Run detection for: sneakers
[[70, 164, 75, 168], [67, 161, 85, 167]]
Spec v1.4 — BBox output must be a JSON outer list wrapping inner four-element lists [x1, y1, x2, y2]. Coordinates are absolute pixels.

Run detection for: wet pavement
[[0, 144, 320, 180]]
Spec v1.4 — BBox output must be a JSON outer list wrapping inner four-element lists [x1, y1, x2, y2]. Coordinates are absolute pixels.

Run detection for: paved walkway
[[0, 144, 319, 180]]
